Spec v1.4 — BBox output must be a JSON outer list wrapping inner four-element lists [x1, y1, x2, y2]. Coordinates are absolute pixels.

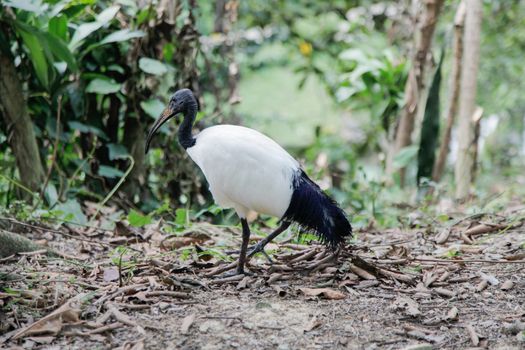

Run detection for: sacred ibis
[[145, 88, 352, 275]]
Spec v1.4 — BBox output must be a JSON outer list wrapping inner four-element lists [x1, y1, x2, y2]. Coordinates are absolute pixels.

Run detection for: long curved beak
[[145, 107, 178, 154]]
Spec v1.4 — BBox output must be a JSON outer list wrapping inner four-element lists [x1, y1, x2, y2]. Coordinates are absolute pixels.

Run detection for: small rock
[[500, 280, 514, 291], [446, 307, 459, 321], [503, 321, 525, 335], [158, 302, 170, 310], [517, 331, 525, 342]]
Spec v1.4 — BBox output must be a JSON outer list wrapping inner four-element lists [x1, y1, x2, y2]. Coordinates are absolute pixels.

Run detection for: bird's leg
[[247, 221, 291, 262], [236, 218, 252, 275]]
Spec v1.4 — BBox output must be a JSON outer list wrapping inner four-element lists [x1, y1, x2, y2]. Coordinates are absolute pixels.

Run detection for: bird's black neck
[[178, 103, 197, 149]]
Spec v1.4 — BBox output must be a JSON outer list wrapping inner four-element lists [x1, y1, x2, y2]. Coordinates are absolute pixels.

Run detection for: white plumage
[[187, 125, 298, 218]]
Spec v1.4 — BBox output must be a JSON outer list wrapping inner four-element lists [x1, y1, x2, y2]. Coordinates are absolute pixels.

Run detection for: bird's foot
[[218, 267, 253, 279]]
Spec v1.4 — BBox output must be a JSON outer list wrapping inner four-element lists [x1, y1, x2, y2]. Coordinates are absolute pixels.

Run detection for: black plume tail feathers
[[282, 170, 352, 249]]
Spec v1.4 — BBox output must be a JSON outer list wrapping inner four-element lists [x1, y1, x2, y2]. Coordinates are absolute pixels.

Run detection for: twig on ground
[[204, 261, 237, 277], [106, 303, 139, 327], [209, 274, 244, 285], [94, 284, 148, 305], [88, 322, 124, 334], [464, 323, 480, 346]]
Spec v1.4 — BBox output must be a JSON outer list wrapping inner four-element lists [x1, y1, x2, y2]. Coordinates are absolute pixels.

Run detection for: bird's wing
[[187, 125, 299, 218]]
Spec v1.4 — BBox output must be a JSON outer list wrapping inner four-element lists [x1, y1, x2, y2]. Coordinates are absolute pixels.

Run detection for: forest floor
[[1, 201, 525, 350]]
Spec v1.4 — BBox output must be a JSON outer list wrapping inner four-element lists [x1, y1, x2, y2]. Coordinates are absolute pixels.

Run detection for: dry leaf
[[464, 323, 480, 346], [271, 285, 287, 297], [300, 288, 345, 300], [391, 297, 421, 317], [103, 268, 119, 282], [161, 237, 201, 250], [480, 272, 499, 285], [13, 294, 85, 339], [464, 223, 505, 236], [303, 316, 322, 332], [349, 264, 376, 280], [180, 313, 196, 335], [435, 228, 451, 244], [26, 336, 55, 344], [107, 303, 138, 327], [236, 276, 250, 290], [115, 221, 141, 238], [476, 279, 488, 292]]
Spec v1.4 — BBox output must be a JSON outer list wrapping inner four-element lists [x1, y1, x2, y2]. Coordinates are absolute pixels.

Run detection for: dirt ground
[[1, 209, 524, 350]]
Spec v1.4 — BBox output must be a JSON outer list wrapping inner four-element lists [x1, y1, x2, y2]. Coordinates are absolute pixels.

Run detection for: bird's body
[[187, 125, 297, 218], [146, 89, 352, 275]]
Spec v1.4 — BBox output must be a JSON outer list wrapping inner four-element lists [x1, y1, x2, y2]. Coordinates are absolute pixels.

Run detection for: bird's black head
[[145, 88, 199, 153], [168, 88, 200, 114]]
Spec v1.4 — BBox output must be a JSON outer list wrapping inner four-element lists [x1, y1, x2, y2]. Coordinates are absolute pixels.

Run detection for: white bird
[[145, 88, 352, 275]]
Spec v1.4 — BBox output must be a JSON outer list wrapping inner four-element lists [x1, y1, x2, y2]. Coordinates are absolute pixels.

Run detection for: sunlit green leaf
[[86, 78, 121, 94], [96, 5, 120, 23], [44, 183, 58, 207], [163, 43, 175, 62], [140, 98, 165, 119], [107, 64, 125, 74], [175, 208, 187, 226], [107, 143, 129, 160], [339, 48, 368, 62], [69, 6, 120, 50], [137, 8, 152, 26], [69, 22, 103, 50], [54, 199, 87, 225], [3, 0, 46, 14], [18, 28, 49, 88], [138, 57, 168, 75], [127, 209, 152, 227], [48, 15, 68, 41], [98, 165, 124, 178], [42, 32, 78, 71], [99, 29, 145, 44], [68, 121, 109, 140]]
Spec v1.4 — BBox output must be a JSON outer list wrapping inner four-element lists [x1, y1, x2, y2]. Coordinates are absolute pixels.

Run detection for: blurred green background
[[1, 0, 524, 229]]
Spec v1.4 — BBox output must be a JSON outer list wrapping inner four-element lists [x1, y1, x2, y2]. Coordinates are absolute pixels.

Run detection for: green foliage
[[138, 57, 169, 75], [85, 78, 121, 94], [127, 209, 152, 228], [1, 0, 525, 233], [336, 47, 407, 133]]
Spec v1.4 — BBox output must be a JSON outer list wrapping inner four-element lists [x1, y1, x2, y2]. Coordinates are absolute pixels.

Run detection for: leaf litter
[[0, 204, 524, 349]]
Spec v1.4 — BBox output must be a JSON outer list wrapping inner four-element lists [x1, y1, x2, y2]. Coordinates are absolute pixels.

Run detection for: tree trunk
[[433, 1, 466, 182], [0, 51, 45, 197], [455, 0, 482, 199], [215, 0, 240, 108], [0, 230, 46, 258], [471, 106, 483, 182], [123, 112, 145, 196], [387, 0, 444, 185]]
